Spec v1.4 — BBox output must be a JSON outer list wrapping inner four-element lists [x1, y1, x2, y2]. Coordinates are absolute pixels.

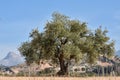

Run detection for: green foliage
[[37, 67, 56, 76], [18, 12, 115, 74]]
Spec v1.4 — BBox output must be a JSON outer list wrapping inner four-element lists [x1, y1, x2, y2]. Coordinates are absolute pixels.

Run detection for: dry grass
[[0, 77, 120, 80]]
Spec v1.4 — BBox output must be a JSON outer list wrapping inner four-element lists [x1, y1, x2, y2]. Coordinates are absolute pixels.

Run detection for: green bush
[[37, 67, 56, 76]]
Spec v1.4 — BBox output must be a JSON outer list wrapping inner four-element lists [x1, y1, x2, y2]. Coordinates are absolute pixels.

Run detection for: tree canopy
[[18, 12, 115, 75]]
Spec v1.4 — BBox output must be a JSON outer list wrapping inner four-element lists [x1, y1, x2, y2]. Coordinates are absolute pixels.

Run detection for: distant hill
[[116, 50, 120, 56], [0, 52, 24, 67], [0, 64, 7, 69]]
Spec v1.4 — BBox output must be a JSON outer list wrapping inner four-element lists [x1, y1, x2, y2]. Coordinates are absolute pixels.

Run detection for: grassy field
[[0, 77, 120, 80]]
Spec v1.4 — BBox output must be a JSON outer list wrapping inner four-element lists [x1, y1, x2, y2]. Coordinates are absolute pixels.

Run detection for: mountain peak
[[0, 51, 24, 66], [4, 52, 20, 59], [7, 51, 16, 56]]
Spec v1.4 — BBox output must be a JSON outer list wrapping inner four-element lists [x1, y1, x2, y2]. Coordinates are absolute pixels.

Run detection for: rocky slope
[[0, 52, 24, 66]]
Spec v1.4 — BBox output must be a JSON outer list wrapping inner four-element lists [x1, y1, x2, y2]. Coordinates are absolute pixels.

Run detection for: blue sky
[[0, 0, 120, 59]]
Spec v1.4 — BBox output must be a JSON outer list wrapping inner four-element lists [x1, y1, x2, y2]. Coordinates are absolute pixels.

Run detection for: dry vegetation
[[0, 77, 120, 80]]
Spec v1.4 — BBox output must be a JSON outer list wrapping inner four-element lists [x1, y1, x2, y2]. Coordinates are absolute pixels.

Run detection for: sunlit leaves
[[19, 12, 115, 66]]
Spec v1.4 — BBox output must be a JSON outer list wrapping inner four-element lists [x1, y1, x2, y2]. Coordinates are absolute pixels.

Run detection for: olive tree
[[19, 12, 115, 75]]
